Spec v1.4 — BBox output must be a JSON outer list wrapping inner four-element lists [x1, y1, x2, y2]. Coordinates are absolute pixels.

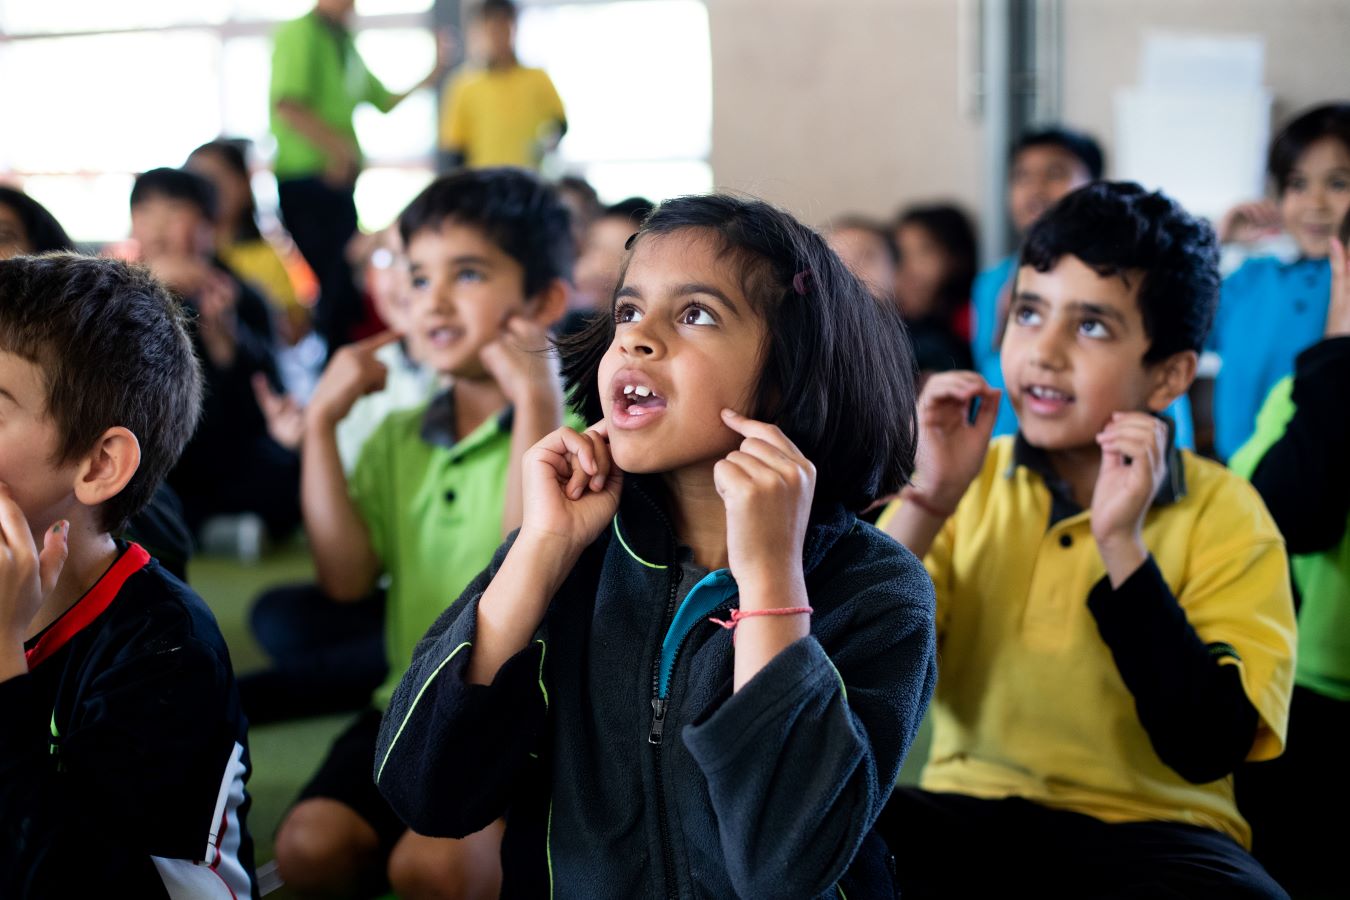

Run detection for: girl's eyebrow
[[674, 282, 743, 319], [613, 282, 744, 319]]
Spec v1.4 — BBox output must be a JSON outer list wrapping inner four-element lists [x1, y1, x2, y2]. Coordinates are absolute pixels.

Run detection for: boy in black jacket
[[0, 254, 256, 898]]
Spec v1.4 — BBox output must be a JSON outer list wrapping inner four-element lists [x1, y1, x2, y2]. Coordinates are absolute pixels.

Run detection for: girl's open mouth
[[609, 372, 668, 429]]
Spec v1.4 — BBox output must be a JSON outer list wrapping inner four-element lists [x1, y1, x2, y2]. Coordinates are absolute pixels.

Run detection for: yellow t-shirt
[[439, 65, 565, 169], [879, 436, 1296, 847], [220, 238, 300, 316]]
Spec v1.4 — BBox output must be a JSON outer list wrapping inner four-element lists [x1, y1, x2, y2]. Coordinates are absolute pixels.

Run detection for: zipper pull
[[649, 697, 668, 745]]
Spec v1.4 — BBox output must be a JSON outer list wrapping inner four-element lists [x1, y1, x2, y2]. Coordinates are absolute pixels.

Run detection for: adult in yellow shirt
[[439, 0, 566, 171]]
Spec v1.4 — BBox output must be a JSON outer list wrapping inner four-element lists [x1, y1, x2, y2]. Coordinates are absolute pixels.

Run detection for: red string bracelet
[[708, 607, 813, 643], [901, 487, 956, 519]]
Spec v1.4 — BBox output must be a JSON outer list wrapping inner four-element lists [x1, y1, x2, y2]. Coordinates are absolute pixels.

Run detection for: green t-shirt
[[1231, 374, 1350, 701], [269, 11, 394, 179], [350, 399, 583, 709]]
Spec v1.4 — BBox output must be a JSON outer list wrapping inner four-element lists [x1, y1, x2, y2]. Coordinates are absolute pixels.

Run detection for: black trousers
[[277, 175, 362, 354], [1238, 684, 1349, 899], [877, 788, 1288, 899], [236, 582, 387, 725]]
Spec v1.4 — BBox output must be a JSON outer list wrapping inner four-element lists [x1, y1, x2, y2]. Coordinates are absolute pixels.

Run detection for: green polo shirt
[[350, 397, 582, 709], [1231, 374, 1350, 701], [269, 11, 394, 179]]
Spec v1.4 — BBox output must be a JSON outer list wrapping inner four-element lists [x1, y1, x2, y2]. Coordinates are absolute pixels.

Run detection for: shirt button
[[1059, 533, 1073, 548], [444, 490, 457, 503]]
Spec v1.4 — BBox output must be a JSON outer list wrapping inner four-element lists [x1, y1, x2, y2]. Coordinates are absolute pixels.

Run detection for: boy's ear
[[523, 278, 569, 329], [72, 427, 141, 511], [1145, 350, 1198, 413]]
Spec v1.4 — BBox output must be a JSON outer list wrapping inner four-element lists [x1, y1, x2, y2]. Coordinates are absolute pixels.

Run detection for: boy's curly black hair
[[560, 193, 918, 513], [1020, 181, 1219, 362]]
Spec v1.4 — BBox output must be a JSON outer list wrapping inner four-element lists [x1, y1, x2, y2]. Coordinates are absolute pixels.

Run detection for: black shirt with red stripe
[[0, 542, 257, 898]]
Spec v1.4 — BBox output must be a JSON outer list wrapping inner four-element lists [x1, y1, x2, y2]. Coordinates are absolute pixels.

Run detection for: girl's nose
[[620, 320, 664, 357]]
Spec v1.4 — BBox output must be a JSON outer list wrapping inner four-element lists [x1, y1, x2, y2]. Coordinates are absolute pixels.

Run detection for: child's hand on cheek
[[519, 423, 622, 558], [479, 315, 562, 410], [714, 410, 815, 596], [1091, 412, 1168, 587], [0, 486, 68, 681]]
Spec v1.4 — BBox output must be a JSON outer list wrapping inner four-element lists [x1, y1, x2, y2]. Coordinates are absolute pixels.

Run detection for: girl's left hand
[[714, 409, 816, 587]]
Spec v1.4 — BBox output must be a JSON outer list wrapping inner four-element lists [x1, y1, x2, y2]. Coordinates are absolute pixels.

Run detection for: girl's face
[[1280, 136, 1350, 258], [894, 223, 950, 320], [598, 229, 769, 476], [185, 150, 249, 230]]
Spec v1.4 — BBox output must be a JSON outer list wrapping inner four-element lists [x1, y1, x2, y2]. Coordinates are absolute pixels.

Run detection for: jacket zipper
[[650, 567, 680, 899]]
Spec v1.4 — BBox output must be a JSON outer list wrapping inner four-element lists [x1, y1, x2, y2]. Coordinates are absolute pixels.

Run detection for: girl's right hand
[[910, 371, 1002, 513], [518, 423, 623, 557]]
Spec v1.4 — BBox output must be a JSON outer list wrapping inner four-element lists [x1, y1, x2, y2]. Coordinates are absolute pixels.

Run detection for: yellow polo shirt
[[879, 435, 1296, 847], [439, 65, 565, 169]]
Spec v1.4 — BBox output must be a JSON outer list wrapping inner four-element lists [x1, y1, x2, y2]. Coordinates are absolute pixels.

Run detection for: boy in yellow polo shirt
[[879, 182, 1295, 898], [440, 0, 566, 171]]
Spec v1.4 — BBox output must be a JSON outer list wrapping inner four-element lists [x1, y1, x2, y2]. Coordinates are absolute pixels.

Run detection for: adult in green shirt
[[270, 0, 444, 355]]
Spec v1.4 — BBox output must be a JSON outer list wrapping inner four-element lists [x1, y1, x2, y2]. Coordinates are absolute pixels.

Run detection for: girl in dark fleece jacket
[[375, 194, 937, 899]]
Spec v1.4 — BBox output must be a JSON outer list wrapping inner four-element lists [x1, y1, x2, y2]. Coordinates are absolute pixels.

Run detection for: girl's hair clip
[[624, 231, 640, 250], [792, 268, 813, 296]]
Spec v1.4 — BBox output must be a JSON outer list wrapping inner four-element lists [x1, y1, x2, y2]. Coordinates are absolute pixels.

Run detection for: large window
[[518, 0, 712, 203], [0, 0, 439, 242], [0, 0, 712, 242]]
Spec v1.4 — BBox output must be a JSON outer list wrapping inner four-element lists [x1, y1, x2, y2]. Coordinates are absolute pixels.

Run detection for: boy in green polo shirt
[[879, 182, 1295, 897], [273, 168, 575, 899]]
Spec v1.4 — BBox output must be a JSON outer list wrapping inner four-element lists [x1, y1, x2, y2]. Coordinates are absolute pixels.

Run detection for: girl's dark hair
[[1268, 102, 1350, 194], [188, 139, 263, 241], [560, 193, 918, 513], [894, 203, 978, 319], [0, 187, 75, 253], [1021, 181, 1219, 362]]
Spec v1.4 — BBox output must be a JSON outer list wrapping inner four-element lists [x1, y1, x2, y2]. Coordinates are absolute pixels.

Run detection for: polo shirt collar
[[420, 387, 513, 452], [1008, 413, 1187, 526]]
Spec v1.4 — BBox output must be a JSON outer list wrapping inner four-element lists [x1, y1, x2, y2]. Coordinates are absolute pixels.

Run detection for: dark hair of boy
[[129, 167, 219, 222], [1012, 126, 1105, 180], [1020, 181, 1220, 363], [474, 0, 517, 21], [0, 254, 202, 531], [895, 204, 977, 313], [188, 139, 264, 241], [602, 196, 655, 229], [0, 187, 75, 254], [398, 166, 575, 297], [1268, 102, 1350, 194], [560, 193, 919, 513], [833, 215, 899, 263]]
